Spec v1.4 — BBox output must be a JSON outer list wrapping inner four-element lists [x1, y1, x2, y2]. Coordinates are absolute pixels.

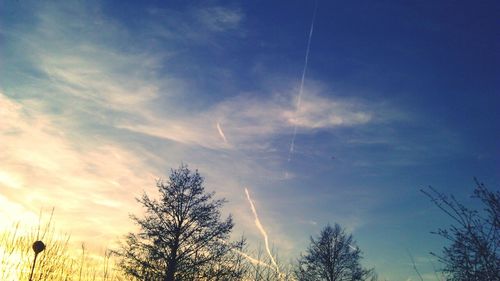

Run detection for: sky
[[0, 0, 499, 280]]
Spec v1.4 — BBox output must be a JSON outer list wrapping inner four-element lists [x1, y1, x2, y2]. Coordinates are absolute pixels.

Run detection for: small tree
[[295, 223, 374, 281], [116, 164, 240, 281], [422, 179, 499, 281]]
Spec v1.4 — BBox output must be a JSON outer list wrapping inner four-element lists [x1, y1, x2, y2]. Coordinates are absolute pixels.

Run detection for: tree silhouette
[[422, 179, 499, 281], [295, 223, 374, 281], [115, 164, 240, 281]]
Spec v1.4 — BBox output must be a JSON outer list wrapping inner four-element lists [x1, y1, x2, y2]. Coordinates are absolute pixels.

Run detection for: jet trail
[[218, 238, 275, 269], [287, 1, 318, 163], [216, 122, 228, 143], [244, 188, 280, 273], [234, 248, 276, 269]]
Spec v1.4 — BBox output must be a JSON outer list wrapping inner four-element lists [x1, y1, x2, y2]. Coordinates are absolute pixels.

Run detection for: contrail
[[233, 248, 276, 269], [218, 238, 275, 269], [244, 188, 280, 273], [287, 1, 318, 163], [216, 122, 228, 143]]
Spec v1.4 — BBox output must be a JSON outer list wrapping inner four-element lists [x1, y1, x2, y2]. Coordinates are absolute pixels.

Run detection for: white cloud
[[285, 94, 372, 128], [120, 88, 380, 151]]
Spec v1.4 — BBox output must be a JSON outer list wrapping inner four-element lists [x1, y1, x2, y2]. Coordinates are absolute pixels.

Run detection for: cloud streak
[[216, 122, 229, 144]]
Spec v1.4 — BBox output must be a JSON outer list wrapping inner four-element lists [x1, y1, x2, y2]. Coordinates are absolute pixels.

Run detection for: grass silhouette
[[0, 211, 126, 281]]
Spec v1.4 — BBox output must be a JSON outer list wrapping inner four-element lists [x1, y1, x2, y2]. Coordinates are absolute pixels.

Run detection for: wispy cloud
[[145, 4, 244, 44], [195, 6, 243, 32], [0, 93, 157, 246], [0, 0, 407, 261], [4, 3, 384, 154], [120, 87, 384, 151]]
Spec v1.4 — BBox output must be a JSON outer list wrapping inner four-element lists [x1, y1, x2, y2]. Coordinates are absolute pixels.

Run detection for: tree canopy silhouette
[[422, 179, 499, 281], [115, 164, 241, 281], [295, 223, 375, 281]]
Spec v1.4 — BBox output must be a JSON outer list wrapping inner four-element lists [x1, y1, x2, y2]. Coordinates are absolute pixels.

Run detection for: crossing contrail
[[218, 238, 276, 270], [287, 1, 318, 163], [233, 248, 276, 269], [216, 122, 228, 143], [244, 188, 280, 273]]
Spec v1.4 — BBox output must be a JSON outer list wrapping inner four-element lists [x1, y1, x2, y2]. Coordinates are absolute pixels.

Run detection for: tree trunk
[[165, 258, 177, 281], [165, 237, 179, 281]]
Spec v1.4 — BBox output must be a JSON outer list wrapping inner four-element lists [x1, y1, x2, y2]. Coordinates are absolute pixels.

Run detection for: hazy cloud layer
[[0, 93, 157, 244], [0, 2, 458, 274]]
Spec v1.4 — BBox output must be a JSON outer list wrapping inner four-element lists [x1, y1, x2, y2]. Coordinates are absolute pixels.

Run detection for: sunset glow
[[1, 1, 498, 280]]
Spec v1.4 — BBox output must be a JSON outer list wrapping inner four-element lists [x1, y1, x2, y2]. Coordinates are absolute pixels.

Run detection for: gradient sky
[[1, 1, 499, 280]]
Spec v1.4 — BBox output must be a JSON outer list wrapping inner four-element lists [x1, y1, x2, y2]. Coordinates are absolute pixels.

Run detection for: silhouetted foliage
[[422, 179, 500, 281], [115, 164, 242, 281], [295, 223, 375, 281]]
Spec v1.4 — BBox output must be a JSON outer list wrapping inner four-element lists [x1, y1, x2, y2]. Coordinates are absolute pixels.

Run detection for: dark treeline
[[112, 164, 499, 281], [113, 164, 377, 281], [1, 165, 498, 281]]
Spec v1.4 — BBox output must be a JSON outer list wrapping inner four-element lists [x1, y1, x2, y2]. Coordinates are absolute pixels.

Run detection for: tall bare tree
[[116, 165, 240, 281], [422, 179, 499, 281], [295, 224, 374, 281]]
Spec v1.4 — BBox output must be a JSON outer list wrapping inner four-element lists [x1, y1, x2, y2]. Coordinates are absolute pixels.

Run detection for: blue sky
[[0, 0, 498, 280]]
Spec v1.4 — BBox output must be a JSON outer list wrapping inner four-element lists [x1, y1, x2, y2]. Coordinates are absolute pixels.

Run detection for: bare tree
[[115, 164, 240, 281], [295, 224, 374, 281], [422, 179, 499, 281]]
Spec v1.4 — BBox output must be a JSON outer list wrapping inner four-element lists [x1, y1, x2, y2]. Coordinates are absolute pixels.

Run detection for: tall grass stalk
[[0, 214, 126, 281]]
